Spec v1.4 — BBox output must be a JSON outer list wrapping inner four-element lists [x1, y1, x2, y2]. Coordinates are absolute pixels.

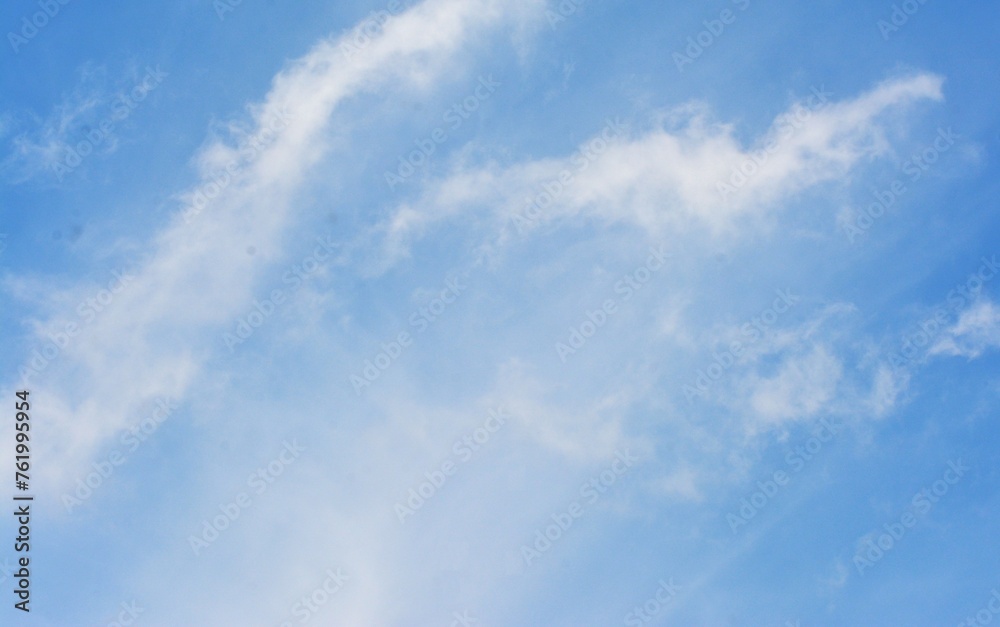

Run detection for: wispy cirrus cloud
[[0, 63, 169, 183], [12, 0, 549, 495], [929, 299, 1000, 359], [6, 0, 995, 624], [373, 73, 943, 265]]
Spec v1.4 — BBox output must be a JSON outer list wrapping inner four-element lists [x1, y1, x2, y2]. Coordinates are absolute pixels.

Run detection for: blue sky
[[1, 0, 999, 625]]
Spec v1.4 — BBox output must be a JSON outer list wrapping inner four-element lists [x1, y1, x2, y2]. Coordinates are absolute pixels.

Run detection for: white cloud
[[375, 73, 944, 262], [697, 302, 896, 436], [485, 358, 642, 461], [657, 466, 703, 502], [929, 299, 1000, 359], [2, 89, 104, 182], [0, 2, 958, 623], [744, 344, 843, 428], [866, 364, 908, 417], [0, 62, 164, 182], [10, 0, 548, 495]]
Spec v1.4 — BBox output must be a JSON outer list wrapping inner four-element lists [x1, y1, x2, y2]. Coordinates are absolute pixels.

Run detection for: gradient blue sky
[[1, 0, 999, 625]]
